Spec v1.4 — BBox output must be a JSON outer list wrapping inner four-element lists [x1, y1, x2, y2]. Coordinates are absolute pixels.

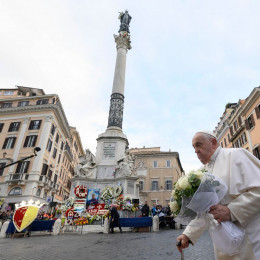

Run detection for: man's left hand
[[209, 205, 231, 223]]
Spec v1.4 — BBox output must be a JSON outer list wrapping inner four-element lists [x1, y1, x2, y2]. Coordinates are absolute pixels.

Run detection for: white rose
[[176, 176, 191, 190], [194, 169, 204, 180], [171, 189, 178, 200], [170, 201, 179, 213], [187, 170, 195, 177]]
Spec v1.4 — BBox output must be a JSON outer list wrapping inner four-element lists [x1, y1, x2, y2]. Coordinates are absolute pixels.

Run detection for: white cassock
[[183, 147, 260, 260]]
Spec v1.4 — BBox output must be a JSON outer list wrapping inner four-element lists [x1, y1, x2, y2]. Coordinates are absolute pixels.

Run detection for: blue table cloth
[[114, 217, 152, 228]]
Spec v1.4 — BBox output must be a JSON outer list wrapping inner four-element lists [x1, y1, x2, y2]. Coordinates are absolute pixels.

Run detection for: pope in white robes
[[177, 131, 260, 260]]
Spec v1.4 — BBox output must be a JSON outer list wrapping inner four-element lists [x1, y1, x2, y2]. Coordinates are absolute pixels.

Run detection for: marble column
[[107, 33, 131, 130]]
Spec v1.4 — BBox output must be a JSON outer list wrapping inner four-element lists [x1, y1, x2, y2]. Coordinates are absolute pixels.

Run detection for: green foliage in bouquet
[[170, 169, 206, 216]]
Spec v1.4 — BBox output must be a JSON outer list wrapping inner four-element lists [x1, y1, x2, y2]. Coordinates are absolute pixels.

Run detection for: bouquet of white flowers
[[171, 170, 245, 256]]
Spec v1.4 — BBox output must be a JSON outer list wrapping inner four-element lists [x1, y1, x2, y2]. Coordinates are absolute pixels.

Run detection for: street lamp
[[0, 147, 41, 170]]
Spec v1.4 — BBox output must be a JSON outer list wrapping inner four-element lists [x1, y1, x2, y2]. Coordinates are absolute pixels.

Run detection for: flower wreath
[[74, 185, 88, 198], [114, 186, 123, 198]]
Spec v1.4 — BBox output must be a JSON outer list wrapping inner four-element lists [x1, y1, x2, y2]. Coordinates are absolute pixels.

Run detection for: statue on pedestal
[[115, 149, 136, 177], [118, 10, 132, 34], [74, 149, 96, 178]]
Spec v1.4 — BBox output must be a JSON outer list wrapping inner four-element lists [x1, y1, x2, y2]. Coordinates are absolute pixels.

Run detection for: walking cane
[[176, 239, 191, 260], [176, 240, 184, 260]]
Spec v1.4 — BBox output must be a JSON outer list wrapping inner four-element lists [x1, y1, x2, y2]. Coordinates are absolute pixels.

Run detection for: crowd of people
[[0, 210, 13, 223]]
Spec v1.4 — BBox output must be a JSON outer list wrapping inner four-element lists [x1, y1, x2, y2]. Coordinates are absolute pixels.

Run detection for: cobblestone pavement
[[0, 229, 215, 260]]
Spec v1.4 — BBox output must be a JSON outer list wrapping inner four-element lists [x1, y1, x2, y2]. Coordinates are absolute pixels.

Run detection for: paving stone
[[0, 229, 215, 260]]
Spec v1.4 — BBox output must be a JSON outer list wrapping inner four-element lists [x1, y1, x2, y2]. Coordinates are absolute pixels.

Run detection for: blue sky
[[1, 0, 260, 172]]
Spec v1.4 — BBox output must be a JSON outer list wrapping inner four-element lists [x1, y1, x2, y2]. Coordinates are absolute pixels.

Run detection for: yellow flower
[[176, 176, 191, 190], [170, 201, 179, 213]]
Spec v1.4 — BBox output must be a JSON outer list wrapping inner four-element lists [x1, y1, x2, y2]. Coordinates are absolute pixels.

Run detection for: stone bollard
[[153, 216, 159, 232], [103, 218, 110, 234], [52, 219, 61, 235], [0, 221, 10, 238]]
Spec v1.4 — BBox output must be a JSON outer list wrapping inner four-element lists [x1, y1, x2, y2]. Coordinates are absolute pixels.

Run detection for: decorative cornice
[[240, 88, 260, 116], [114, 34, 131, 50], [0, 104, 71, 138]]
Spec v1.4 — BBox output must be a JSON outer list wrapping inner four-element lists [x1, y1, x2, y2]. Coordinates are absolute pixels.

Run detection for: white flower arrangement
[[170, 169, 205, 216]]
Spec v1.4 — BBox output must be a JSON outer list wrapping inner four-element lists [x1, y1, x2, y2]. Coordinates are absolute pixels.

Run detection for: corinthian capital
[[114, 33, 131, 50]]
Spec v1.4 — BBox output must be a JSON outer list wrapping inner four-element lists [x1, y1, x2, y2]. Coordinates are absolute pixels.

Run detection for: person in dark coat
[[110, 206, 122, 233], [141, 201, 150, 217]]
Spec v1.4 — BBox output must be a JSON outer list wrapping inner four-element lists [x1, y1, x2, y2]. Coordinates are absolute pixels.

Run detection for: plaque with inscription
[[103, 142, 116, 159]]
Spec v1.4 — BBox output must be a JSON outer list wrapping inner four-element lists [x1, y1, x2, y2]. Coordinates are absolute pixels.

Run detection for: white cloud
[[1, 0, 260, 172]]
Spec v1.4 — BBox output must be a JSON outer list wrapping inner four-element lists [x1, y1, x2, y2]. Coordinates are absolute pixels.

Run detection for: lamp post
[[0, 147, 41, 170]]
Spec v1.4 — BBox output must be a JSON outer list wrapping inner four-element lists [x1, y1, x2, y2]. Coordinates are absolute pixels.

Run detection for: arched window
[[36, 188, 41, 197], [43, 191, 47, 199], [9, 187, 22, 195]]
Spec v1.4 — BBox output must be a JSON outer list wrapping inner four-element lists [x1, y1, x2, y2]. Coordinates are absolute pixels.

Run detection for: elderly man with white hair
[[177, 131, 260, 260]]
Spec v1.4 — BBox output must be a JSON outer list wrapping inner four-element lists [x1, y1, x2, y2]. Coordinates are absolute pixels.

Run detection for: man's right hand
[[176, 234, 191, 253]]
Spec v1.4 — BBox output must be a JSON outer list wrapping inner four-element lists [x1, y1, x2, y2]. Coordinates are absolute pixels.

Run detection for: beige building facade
[[0, 86, 85, 210], [129, 147, 184, 208], [214, 87, 260, 160]]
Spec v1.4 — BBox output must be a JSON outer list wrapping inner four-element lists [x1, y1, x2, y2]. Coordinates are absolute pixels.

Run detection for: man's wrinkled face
[[192, 133, 217, 164]]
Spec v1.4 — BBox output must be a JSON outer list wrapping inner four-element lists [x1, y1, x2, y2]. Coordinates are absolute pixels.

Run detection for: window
[[23, 135, 37, 147], [242, 132, 247, 144], [221, 142, 223, 148], [248, 116, 254, 129], [0, 162, 6, 176], [139, 180, 144, 191], [60, 141, 64, 150], [29, 120, 42, 130], [246, 115, 255, 130], [58, 154, 61, 164], [74, 141, 78, 152], [8, 122, 21, 132], [151, 180, 158, 190], [228, 133, 230, 142], [153, 161, 158, 168], [253, 146, 260, 160], [1, 102, 12, 108], [55, 133, 59, 143], [18, 101, 29, 107], [52, 148, 57, 159], [237, 138, 242, 148], [0, 123, 4, 133], [41, 163, 48, 176], [4, 91, 14, 95], [255, 105, 260, 119], [9, 187, 22, 195], [2, 137, 16, 149], [50, 124, 56, 135], [15, 161, 30, 173], [224, 138, 227, 147], [36, 188, 41, 196], [47, 169, 53, 179], [46, 139, 53, 152], [234, 121, 238, 131], [36, 99, 49, 105], [43, 192, 47, 199], [166, 160, 171, 168], [54, 174, 58, 184], [165, 180, 172, 190]]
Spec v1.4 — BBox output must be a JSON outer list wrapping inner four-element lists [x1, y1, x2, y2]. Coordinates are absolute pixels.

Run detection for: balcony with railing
[[38, 175, 58, 191], [6, 173, 29, 184]]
